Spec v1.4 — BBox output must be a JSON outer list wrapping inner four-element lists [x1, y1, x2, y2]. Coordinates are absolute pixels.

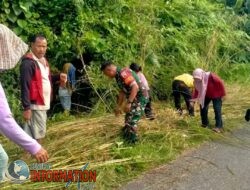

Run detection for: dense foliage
[[1, 0, 250, 117]]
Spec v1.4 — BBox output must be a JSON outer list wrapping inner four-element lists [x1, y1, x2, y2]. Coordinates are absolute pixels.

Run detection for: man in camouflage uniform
[[101, 61, 148, 143]]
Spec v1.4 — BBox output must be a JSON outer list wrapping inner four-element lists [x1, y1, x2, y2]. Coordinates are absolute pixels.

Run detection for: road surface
[[121, 123, 250, 190]]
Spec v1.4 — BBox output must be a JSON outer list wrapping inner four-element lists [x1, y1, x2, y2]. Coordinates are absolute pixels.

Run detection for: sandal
[[212, 128, 222, 133]]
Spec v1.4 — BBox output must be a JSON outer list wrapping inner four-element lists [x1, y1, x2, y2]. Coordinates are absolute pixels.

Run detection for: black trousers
[[145, 96, 153, 117], [200, 97, 223, 128], [172, 80, 194, 115]]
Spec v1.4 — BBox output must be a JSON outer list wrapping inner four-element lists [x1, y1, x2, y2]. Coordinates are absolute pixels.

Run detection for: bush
[[1, 0, 250, 115]]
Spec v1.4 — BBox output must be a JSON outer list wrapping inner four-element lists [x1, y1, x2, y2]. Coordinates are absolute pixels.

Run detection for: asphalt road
[[121, 124, 250, 190]]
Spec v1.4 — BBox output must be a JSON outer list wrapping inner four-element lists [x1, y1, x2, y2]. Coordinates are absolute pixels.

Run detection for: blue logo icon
[[5, 160, 30, 183]]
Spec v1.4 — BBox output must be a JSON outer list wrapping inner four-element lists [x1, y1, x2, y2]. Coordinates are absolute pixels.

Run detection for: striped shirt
[[0, 24, 28, 70]]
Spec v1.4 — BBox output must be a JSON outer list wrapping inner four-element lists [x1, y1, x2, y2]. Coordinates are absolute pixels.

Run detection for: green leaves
[[1, 0, 250, 110], [7, 12, 17, 23], [12, 3, 22, 16], [17, 19, 27, 28], [19, 1, 33, 12]]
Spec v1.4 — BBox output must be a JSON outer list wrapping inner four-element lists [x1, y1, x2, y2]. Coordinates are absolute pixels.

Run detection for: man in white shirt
[[20, 34, 51, 144]]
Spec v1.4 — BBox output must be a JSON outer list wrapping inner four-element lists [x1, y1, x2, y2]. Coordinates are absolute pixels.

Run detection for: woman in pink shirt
[[192, 68, 226, 133], [130, 63, 155, 120]]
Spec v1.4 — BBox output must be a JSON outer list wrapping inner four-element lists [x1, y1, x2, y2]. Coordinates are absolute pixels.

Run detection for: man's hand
[[114, 107, 122, 116], [60, 73, 67, 82], [190, 101, 195, 107], [60, 73, 67, 87], [34, 147, 49, 163], [189, 98, 197, 103], [222, 96, 226, 102], [124, 103, 132, 113], [23, 109, 32, 121]]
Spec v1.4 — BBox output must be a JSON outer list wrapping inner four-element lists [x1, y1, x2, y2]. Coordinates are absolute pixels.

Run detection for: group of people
[[101, 61, 155, 143], [172, 70, 225, 133], [0, 23, 226, 182], [101, 63, 226, 142]]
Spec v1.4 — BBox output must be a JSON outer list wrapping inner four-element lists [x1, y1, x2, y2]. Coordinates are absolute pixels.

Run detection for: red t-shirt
[[193, 73, 226, 99]]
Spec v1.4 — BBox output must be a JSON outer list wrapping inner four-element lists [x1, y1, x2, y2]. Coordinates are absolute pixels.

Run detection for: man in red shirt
[[192, 68, 226, 133], [20, 34, 51, 144]]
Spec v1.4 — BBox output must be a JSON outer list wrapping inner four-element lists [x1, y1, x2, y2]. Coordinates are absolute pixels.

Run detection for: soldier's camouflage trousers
[[123, 97, 148, 143]]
